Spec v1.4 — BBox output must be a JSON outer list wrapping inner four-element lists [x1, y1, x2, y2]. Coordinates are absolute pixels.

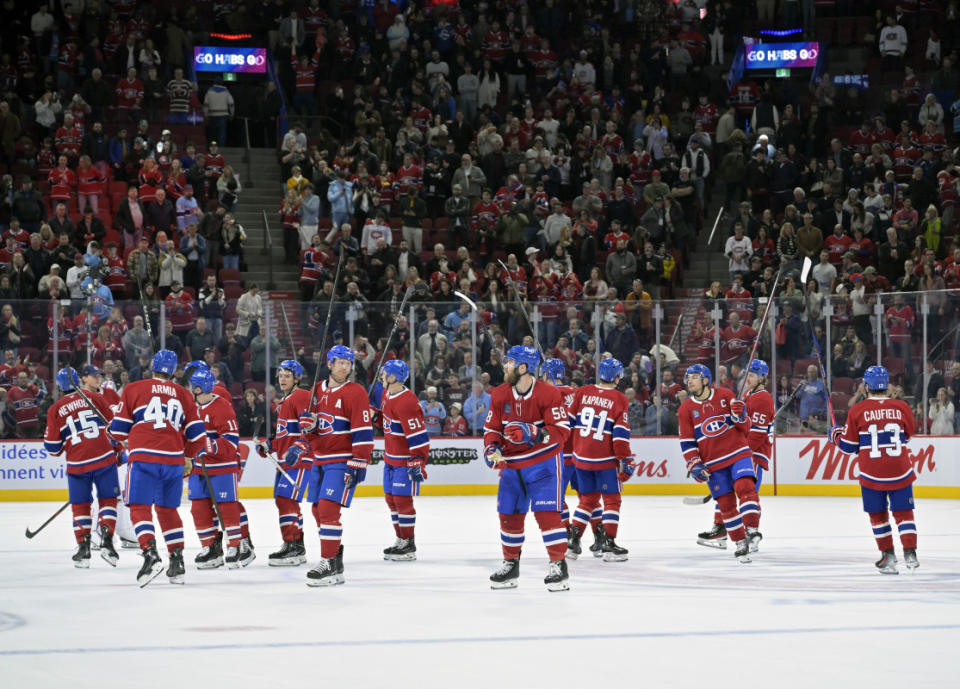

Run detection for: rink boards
[[1, 436, 957, 500]]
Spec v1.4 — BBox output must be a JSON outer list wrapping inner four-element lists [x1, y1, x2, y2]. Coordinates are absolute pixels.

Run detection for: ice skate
[[225, 546, 241, 569], [99, 525, 119, 567], [903, 548, 919, 571], [566, 525, 583, 560], [72, 535, 92, 569], [746, 527, 763, 553], [382, 537, 404, 559], [294, 535, 307, 564], [490, 558, 520, 589], [589, 525, 606, 557], [335, 545, 345, 580], [875, 549, 899, 575], [306, 556, 343, 586], [120, 537, 139, 549], [733, 539, 751, 563], [166, 547, 185, 584], [697, 523, 727, 549], [385, 538, 416, 561], [544, 560, 569, 591], [137, 539, 164, 587], [602, 536, 628, 562], [268, 540, 302, 566], [239, 537, 256, 567], [195, 538, 224, 569]]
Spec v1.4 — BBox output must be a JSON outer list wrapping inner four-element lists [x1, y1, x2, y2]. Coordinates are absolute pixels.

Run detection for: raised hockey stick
[[454, 290, 502, 357], [799, 257, 836, 427], [736, 263, 786, 400], [496, 259, 545, 360], [773, 382, 805, 422], [135, 272, 154, 343], [25, 501, 70, 538], [307, 246, 346, 412], [365, 284, 416, 396]]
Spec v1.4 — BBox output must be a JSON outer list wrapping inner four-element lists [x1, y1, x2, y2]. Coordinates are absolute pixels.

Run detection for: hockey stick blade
[[799, 256, 813, 286], [25, 501, 70, 538], [453, 290, 478, 311], [682, 495, 712, 505]]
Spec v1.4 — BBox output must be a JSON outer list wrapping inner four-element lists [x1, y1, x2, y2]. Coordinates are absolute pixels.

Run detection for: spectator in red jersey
[[6, 370, 42, 438]]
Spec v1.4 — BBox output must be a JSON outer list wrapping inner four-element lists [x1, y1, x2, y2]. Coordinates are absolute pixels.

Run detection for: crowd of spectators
[[4, 1, 960, 439]]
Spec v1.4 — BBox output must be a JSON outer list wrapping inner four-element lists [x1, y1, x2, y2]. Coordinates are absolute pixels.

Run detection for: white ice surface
[[1, 495, 958, 688]]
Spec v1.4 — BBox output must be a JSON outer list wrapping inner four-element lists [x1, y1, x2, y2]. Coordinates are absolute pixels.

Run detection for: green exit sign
[[776, 68, 791, 78]]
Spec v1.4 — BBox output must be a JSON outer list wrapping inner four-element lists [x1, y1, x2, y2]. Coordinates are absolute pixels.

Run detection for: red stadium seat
[[224, 285, 244, 300]]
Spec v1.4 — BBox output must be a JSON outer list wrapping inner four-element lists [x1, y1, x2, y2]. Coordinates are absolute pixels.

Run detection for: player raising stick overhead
[[376, 359, 431, 561], [566, 357, 634, 562], [297, 345, 374, 586], [678, 364, 759, 563], [697, 359, 771, 552], [483, 345, 571, 591], [188, 369, 252, 570], [261, 359, 312, 567], [826, 365, 918, 574], [109, 349, 208, 587], [43, 367, 122, 569]]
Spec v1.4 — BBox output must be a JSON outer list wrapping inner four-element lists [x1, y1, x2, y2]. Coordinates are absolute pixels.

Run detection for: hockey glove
[[408, 456, 428, 483], [688, 462, 710, 483], [283, 440, 310, 467], [729, 399, 747, 424], [182, 457, 194, 477], [483, 443, 505, 467], [827, 425, 845, 446], [115, 449, 129, 466], [618, 456, 636, 482], [504, 420, 543, 446], [344, 458, 368, 488], [299, 412, 319, 434], [254, 437, 272, 458]]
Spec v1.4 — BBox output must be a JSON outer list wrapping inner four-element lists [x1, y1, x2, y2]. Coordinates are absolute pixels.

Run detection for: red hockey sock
[[155, 506, 185, 553], [97, 497, 118, 534], [713, 503, 722, 526], [71, 502, 93, 543], [384, 493, 400, 537], [869, 510, 895, 551], [499, 512, 525, 559], [572, 492, 601, 531], [238, 502, 250, 538], [191, 498, 218, 547], [734, 477, 760, 529], [219, 501, 243, 548], [716, 493, 746, 542], [534, 510, 567, 560], [315, 499, 343, 559], [601, 492, 622, 538], [394, 495, 416, 539], [129, 504, 156, 549], [276, 496, 303, 542], [892, 509, 917, 549]]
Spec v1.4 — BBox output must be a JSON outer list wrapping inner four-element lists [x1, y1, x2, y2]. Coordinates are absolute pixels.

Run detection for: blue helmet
[[864, 365, 889, 391], [504, 345, 540, 373], [189, 369, 216, 394], [327, 344, 355, 367], [186, 360, 209, 373], [152, 349, 178, 376], [383, 359, 410, 383], [541, 358, 565, 383], [278, 359, 304, 378], [685, 364, 712, 386], [598, 357, 624, 383], [748, 359, 769, 377], [56, 367, 79, 392]]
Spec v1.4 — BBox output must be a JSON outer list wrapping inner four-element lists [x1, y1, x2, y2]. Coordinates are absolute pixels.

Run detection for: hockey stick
[[682, 495, 712, 505], [799, 257, 836, 427], [135, 272, 154, 343], [278, 300, 297, 356], [25, 501, 70, 538], [496, 259, 545, 360], [365, 284, 416, 396], [307, 246, 346, 412], [454, 289, 502, 357], [736, 263, 785, 400], [773, 382, 805, 422]]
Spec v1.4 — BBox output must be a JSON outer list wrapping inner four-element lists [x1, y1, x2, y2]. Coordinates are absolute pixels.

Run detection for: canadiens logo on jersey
[[276, 420, 287, 438], [701, 415, 727, 437], [314, 411, 336, 435]]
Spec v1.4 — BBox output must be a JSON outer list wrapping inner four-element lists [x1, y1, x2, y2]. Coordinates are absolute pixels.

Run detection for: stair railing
[[705, 205, 724, 286]]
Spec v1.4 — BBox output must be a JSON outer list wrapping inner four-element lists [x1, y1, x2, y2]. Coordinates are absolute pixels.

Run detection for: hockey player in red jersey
[[565, 358, 635, 562], [260, 359, 312, 566], [540, 359, 581, 530], [827, 365, 919, 574], [376, 359, 430, 561], [188, 369, 252, 570], [296, 345, 374, 586], [698, 359, 772, 552], [44, 367, 121, 568], [483, 345, 572, 591], [109, 349, 208, 587], [678, 364, 760, 563]]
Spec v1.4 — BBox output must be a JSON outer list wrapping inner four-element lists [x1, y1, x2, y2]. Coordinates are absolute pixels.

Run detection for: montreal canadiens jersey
[[274, 388, 313, 470], [483, 380, 570, 469], [304, 379, 374, 464], [195, 394, 240, 476], [745, 387, 775, 470], [555, 384, 576, 462], [380, 386, 430, 466], [569, 384, 631, 470], [109, 377, 207, 464], [835, 396, 916, 491], [43, 390, 116, 475], [678, 387, 752, 471]]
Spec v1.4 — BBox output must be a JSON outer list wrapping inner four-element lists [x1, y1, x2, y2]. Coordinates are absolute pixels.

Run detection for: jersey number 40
[[144, 397, 185, 430]]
